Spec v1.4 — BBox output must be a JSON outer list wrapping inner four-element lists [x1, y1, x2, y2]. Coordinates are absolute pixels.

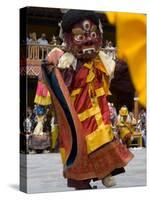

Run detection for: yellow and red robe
[[70, 60, 113, 155], [42, 50, 133, 181]]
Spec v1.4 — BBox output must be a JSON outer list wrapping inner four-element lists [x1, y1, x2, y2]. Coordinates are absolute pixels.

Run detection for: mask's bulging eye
[[74, 34, 85, 41], [83, 20, 90, 31], [90, 32, 97, 39]]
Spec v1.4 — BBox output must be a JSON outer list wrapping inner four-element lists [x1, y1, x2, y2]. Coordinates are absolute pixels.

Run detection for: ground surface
[[20, 148, 146, 193]]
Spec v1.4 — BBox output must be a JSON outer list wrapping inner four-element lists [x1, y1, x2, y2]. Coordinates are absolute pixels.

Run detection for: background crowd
[[21, 103, 146, 154]]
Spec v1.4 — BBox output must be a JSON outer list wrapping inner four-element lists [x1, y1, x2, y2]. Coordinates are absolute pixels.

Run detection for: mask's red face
[[64, 19, 102, 60]]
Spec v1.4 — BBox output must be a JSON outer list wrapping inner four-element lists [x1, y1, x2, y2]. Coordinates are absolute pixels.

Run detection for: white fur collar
[[58, 52, 77, 70], [99, 51, 115, 78]]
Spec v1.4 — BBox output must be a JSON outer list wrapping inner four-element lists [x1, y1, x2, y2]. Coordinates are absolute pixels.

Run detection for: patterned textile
[[42, 65, 133, 181]]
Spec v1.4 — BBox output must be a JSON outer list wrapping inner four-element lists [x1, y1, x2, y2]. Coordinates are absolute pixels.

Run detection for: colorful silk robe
[[42, 49, 133, 181], [69, 60, 114, 154]]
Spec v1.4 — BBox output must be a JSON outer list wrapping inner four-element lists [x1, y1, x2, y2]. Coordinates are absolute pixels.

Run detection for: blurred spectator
[[138, 109, 146, 147], [38, 33, 49, 45], [50, 35, 58, 45], [37, 33, 49, 59], [23, 107, 33, 133], [108, 102, 117, 127], [106, 41, 116, 60], [104, 40, 109, 48], [108, 41, 114, 49], [116, 106, 135, 147], [28, 32, 38, 44], [27, 32, 33, 44], [23, 113, 32, 133]]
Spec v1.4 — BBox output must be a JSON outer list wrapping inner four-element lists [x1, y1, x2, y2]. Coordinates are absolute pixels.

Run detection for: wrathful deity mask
[[64, 19, 102, 60]]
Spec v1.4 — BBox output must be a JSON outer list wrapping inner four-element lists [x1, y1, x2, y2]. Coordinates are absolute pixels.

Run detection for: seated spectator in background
[[138, 109, 146, 147], [108, 41, 114, 49], [38, 33, 49, 45], [23, 107, 33, 134], [104, 40, 109, 48], [116, 106, 135, 147], [26, 37, 29, 44], [38, 33, 49, 59], [28, 32, 38, 44], [107, 41, 116, 60], [27, 32, 33, 44], [104, 40, 116, 60], [108, 102, 117, 127]]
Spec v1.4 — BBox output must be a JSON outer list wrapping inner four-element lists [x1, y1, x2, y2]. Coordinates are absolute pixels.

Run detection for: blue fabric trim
[[43, 68, 77, 167]]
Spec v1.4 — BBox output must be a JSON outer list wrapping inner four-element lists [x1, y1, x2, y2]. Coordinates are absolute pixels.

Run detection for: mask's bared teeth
[[82, 48, 95, 54]]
